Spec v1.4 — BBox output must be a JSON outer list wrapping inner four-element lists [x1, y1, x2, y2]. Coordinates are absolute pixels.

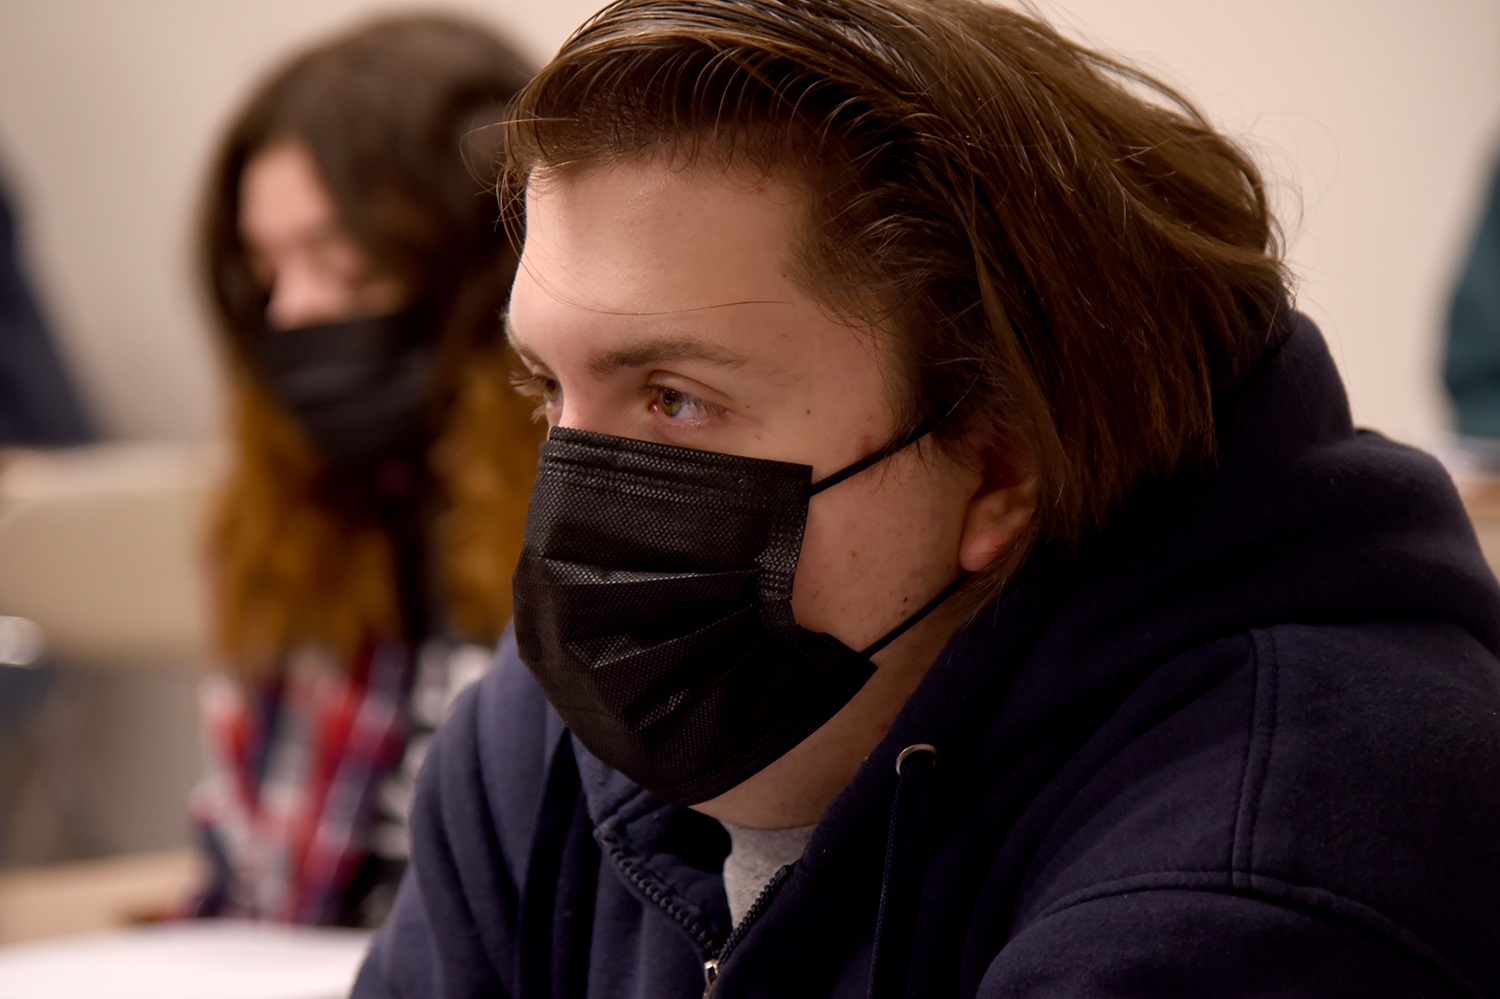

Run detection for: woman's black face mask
[[511, 424, 966, 806], [256, 308, 435, 466]]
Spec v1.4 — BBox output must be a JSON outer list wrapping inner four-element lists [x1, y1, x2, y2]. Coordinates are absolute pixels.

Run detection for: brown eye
[[657, 388, 684, 417]]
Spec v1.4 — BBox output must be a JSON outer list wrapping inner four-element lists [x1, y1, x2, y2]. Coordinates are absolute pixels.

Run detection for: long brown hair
[[504, 0, 1289, 607], [203, 14, 544, 679]]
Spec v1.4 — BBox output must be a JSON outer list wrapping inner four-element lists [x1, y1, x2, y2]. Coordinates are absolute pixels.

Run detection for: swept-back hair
[[504, 0, 1289, 602], [203, 14, 544, 677]]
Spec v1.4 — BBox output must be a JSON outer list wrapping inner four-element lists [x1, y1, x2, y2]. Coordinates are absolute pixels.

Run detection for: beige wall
[[1038, 0, 1500, 447], [0, 0, 1497, 445]]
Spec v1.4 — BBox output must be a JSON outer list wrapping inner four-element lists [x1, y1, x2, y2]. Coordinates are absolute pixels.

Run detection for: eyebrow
[[504, 314, 753, 375], [587, 337, 752, 375]]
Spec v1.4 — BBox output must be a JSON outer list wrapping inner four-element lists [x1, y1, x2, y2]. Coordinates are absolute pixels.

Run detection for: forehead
[[519, 158, 812, 317], [239, 140, 338, 246], [509, 155, 904, 464]]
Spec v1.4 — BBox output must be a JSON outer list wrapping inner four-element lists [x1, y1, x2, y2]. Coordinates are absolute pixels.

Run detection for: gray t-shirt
[[719, 820, 818, 926]]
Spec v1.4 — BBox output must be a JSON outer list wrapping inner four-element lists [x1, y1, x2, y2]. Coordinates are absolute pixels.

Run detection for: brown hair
[[504, 0, 1289, 605], [203, 14, 544, 678]]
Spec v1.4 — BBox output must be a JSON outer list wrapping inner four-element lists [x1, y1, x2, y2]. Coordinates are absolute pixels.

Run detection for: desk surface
[[0, 849, 202, 945], [0, 920, 371, 999]]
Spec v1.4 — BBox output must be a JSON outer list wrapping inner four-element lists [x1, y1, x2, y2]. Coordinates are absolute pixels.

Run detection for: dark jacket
[[0, 173, 93, 445], [356, 317, 1500, 998]]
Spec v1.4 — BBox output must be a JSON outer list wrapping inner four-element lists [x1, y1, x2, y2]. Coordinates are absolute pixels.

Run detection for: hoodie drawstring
[[868, 743, 936, 999]]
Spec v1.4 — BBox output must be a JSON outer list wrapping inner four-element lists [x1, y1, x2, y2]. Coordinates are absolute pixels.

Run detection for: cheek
[[790, 460, 972, 646]]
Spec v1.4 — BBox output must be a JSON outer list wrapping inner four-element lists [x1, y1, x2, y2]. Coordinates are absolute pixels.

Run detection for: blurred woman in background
[[190, 14, 541, 927]]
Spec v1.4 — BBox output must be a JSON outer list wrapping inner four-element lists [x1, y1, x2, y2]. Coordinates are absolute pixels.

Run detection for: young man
[[356, 1, 1500, 995]]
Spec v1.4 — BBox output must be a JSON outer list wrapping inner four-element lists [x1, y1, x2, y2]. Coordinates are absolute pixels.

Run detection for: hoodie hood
[[824, 312, 1498, 816]]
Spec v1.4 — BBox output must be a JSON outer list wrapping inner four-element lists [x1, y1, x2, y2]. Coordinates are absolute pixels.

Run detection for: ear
[[957, 443, 1038, 573]]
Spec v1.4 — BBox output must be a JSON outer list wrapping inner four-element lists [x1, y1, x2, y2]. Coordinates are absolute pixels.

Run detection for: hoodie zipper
[[599, 833, 720, 953], [702, 864, 795, 999]]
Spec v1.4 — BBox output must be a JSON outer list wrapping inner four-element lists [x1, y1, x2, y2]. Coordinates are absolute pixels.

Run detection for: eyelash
[[508, 371, 727, 425], [649, 383, 724, 422], [509, 371, 560, 423]]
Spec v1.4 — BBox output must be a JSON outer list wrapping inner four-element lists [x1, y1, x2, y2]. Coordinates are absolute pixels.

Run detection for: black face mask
[[511, 425, 967, 806], [257, 309, 436, 465]]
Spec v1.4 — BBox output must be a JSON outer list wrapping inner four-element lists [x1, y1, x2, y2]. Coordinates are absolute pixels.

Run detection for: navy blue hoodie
[[356, 318, 1500, 998]]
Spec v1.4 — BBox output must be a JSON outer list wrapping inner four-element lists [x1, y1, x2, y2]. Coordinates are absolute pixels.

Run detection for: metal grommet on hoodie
[[895, 743, 937, 776]]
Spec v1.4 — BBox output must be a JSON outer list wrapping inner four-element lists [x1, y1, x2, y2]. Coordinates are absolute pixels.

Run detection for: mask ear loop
[[808, 421, 934, 495], [859, 571, 970, 658], [805, 420, 966, 657]]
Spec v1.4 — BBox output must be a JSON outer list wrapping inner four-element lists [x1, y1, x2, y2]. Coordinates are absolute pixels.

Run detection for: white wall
[[0, 0, 1497, 445]]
